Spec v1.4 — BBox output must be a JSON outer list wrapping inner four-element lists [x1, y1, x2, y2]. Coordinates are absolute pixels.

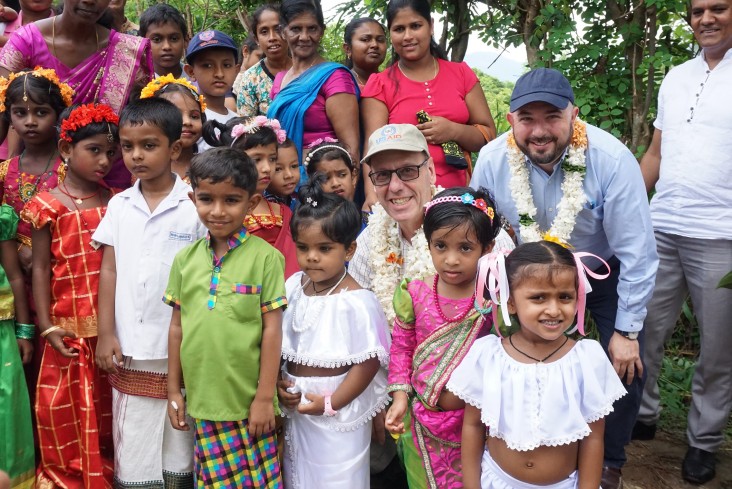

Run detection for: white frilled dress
[[446, 335, 627, 488], [281, 272, 391, 489]]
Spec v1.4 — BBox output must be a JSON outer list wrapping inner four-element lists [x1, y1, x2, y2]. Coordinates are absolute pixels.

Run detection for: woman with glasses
[[267, 0, 360, 175], [360, 0, 496, 210]]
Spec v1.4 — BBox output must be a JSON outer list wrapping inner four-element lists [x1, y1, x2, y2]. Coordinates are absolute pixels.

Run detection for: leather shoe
[[631, 421, 657, 441], [601, 466, 623, 489], [682, 447, 716, 485]]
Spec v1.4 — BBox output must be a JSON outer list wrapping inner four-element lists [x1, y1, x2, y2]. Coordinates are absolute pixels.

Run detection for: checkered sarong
[[194, 418, 282, 488]]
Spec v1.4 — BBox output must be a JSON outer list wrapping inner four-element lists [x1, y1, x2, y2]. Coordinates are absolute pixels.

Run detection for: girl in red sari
[[22, 103, 119, 489], [203, 115, 299, 278]]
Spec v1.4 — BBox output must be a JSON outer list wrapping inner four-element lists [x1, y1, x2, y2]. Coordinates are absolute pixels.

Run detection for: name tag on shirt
[[169, 231, 194, 242]]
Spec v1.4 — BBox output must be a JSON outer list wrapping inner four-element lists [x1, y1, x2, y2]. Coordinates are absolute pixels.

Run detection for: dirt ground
[[624, 430, 732, 489]]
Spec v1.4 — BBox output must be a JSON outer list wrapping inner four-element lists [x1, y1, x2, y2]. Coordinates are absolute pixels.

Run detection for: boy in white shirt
[[94, 97, 206, 487]]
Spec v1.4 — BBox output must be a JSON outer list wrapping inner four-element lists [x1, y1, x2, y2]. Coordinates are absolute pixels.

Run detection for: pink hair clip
[[424, 192, 495, 223], [306, 136, 338, 149], [303, 139, 352, 169], [231, 116, 287, 147]]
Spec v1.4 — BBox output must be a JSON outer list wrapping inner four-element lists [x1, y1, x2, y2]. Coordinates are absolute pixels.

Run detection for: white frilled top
[[446, 335, 627, 452], [282, 272, 391, 369]]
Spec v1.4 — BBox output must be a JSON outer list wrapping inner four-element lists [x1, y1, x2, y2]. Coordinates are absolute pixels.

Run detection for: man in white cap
[[470, 68, 658, 489]]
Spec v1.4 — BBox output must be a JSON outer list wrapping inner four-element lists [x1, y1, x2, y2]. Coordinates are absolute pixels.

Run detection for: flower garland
[[139, 73, 207, 112], [0, 66, 74, 112], [60, 103, 119, 142], [507, 119, 588, 245], [231, 115, 287, 145], [369, 186, 443, 324]]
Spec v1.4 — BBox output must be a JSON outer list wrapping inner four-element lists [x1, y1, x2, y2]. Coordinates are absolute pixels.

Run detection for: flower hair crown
[[303, 137, 351, 169], [424, 192, 495, 223], [140, 74, 207, 112], [231, 116, 287, 146], [60, 103, 120, 143], [0, 66, 74, 112]]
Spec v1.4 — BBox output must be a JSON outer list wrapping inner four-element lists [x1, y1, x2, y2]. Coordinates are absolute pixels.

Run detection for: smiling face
[[346, 21, 387, 72], [160, 91, 202, 150], [244, 143, 278, 194], [146, 21, 187, 74], [691, 0, 732, 58], [191, 177, 259, 242], [268, 145, 300, 198], [283, 12, 323, 60], [10, 100, 58, 146], [429, 222, 488, 296], [507, 266, 578, 343], [507, 101, 579, 170], [389, 7, 433, 62], [294, 220, 356, 287], [255, 9, 288, 63]]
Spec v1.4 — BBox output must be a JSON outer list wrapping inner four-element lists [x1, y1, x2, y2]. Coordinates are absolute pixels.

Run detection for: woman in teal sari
[[267, 0, 360, 177]]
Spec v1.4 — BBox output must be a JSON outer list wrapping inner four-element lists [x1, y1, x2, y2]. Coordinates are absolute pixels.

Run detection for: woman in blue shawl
[[267, 0, 360, 179]]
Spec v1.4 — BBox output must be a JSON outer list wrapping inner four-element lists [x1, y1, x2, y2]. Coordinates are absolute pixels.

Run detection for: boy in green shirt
[[164, 147, 286, 487]]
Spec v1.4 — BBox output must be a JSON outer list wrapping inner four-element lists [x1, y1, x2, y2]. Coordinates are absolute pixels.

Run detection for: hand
[[167, 392, 189, 431], [16, 338, 33, 364], [95, 334, 123, 373], [296, 392, 325, 416], [362, 194, 377, 213], [608, 332, 643, 385], [44, 327, 78, 358], [17, 244, 32, 275], [277, 379, 301, 410], [249, 395, 275, 438], [371, 410, 386, 445], [417, 116, 457, 145], [385, 392, 409, 434]]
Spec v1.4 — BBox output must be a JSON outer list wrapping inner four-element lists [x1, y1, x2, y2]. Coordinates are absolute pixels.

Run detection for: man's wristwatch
[[615, 329, 639, 340]]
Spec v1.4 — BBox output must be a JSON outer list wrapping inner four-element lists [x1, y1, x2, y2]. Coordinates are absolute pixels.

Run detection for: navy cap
[[186, 30, 239, 64], [509, 68, 574, 112]]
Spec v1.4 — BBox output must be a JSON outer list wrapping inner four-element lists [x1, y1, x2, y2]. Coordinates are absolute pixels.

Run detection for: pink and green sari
[[389, 278, 491, 489]]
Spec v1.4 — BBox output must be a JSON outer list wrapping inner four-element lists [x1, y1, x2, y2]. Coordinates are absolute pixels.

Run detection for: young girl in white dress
[[447, 241, 627, 489], [277, 174, 390, 489]]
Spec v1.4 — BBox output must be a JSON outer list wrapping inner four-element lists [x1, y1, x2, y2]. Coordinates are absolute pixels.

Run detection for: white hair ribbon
[[475, 251, 512, 337]]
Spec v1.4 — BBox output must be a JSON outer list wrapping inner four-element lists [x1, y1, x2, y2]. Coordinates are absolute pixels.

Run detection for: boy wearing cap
[[470, 68, 658, 489], [184, 29, 240, 150]]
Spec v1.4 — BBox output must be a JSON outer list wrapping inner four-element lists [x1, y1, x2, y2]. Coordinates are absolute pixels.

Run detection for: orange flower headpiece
[[139, 73, 207, 112], [60, 103, 120, 143], [0, 67, 75, 112]]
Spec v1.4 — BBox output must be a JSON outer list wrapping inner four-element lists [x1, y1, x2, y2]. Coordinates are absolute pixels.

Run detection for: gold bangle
[[40, 326, 62, 338]]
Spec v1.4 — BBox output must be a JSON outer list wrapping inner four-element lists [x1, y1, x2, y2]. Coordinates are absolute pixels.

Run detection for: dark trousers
[[586, 256, 645, 469]]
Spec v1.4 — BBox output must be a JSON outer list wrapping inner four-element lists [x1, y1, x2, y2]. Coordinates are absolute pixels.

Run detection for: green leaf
[[581, 105, 592, 116], [718, 271, 732, 289]]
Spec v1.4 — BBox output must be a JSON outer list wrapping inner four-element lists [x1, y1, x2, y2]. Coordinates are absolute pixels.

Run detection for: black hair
[[505, 241, 578, 290], [424, 187, 502, 250], [202, 116, 278, 151], [189, 147, 258, 195], [386, 0, 446, 63], [119, 97, 183, 144], [139, 3, 188, 39], [343, 17, 386, 69], [291, 173, 361, 247], [279, 137, 296, 150], [280, 0, 325, 30], [2, 72, 68, 123], [243, 35, 259, 54], [304, 140, 353, 176], [250, 4, 281, 35], [58, 104, 120, 144], [148, 82, 207, 119], [4, 0, 20, 12]]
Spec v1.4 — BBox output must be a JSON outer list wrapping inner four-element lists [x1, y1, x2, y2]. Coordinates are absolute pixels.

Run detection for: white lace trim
[[326, 394, 390, 432], [281, 348, 389, 369]]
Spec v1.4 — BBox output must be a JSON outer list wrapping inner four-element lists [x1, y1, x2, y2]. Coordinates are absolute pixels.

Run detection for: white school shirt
[[651, 49, 732, 239], [92, 175, 206, 359]]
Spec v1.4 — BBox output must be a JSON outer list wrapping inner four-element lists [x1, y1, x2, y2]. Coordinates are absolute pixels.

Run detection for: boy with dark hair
[[139, 3, 189, 79], [184, 30, 239, 150], [94, 97, 206, 488], [166, 147, 285, 487]]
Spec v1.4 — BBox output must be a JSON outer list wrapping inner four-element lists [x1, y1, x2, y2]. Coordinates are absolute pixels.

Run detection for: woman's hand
[[44, 328, 78, 357], [385, 391, 409, 434], [417, 116, 458, 145], [167, 392, 189, 431], [16, 338, 33, 364], [277, 379, 301, 410]]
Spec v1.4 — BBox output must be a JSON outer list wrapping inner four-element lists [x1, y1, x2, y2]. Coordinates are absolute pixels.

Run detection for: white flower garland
[[368, 188, 442, 325], [507, 119, 588, 245]]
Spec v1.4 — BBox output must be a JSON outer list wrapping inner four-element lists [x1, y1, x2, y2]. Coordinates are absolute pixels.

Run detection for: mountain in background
[[464, 51, 526, 82]]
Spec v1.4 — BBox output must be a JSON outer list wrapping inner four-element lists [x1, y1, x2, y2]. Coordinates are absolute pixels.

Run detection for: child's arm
[[31, 226, 77, 357], [167, 308, 189, 431], [96, 245, 122, 373], [577, 419, 604, 489], [462, 403, 486, 489], [0, 239, 32, 363], [384, 317, 417, 434], [298, 357, 381, 416], [249, 307, 283, 438]]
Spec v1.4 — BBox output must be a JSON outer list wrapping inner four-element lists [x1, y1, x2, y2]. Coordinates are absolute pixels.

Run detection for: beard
[[514, 128, 573, 167]]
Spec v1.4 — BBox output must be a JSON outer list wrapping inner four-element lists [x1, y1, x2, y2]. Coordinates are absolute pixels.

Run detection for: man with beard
[[470, 68, 658, 489]]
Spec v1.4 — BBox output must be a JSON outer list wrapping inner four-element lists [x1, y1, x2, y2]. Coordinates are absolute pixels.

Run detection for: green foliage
[[718, 271, 732, 289], [658, 352, 695, 432], [473, 69, 513, 136]]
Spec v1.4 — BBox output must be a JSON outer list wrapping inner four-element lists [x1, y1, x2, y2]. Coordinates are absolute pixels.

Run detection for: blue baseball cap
[[186, 30, 239, 64], [509, 68, 575, 112]]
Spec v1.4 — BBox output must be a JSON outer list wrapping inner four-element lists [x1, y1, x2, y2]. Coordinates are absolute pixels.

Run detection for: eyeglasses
[[368, 157, 430, 186]]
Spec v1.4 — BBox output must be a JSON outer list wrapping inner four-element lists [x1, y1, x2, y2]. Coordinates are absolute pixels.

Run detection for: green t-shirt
[[164, 229, 286, 421], [0, 204, 19, 320]]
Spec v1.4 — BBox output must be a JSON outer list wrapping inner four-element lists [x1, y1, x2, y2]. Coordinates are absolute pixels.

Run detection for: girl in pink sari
[[0, 0, 153, 187], [384, 187, 502, 489]]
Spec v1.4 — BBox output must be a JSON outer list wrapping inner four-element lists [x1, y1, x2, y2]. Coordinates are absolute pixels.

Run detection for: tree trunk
[[518, 0, 543, 67], [449, 0, 471, 62]]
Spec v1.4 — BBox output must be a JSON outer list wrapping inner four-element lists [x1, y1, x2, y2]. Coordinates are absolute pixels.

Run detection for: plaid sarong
[[194, 418, 282, 488]]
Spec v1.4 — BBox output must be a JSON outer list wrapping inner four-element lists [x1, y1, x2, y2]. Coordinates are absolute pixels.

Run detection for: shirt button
[[548, 207, 554, 212], [427, 95, 432, 99], [426, 88, 430, 92], [214, 266, 221, 273], [424, 82, 428, 86], [428, 102, 433, 106]]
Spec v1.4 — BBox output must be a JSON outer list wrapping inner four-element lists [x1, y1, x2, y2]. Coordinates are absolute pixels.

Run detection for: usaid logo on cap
[[375, 125, 402, 144], [199, 30, 215, 41]]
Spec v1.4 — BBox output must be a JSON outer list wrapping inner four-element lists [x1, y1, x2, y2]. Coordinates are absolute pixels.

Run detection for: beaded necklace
[[432, 274, 476, 324]]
